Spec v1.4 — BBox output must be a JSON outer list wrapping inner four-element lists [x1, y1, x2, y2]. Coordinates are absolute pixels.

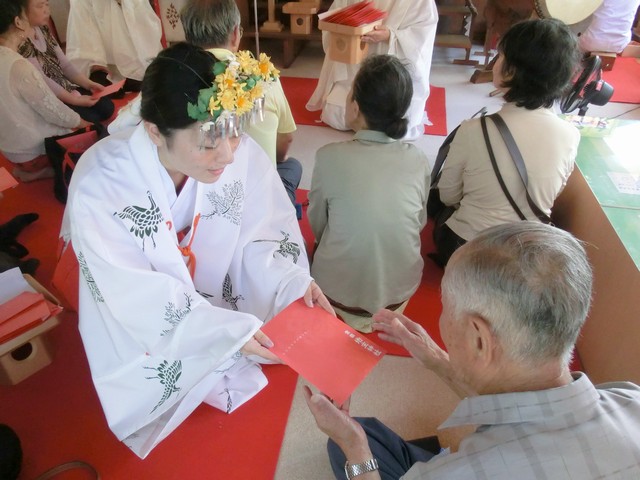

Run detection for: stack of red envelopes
[[322, 0, 386, 27], [0, 271, 63, 344]]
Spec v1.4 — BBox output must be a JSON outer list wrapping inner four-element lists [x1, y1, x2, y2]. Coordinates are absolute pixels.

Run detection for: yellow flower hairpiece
[[187, 50, 279, 125]]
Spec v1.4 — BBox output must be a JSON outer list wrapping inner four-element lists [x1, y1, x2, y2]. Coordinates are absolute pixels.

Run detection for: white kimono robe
[[65, 0, 162, 80], [64, 123, 311, 458], [306, 0, 438, 141]]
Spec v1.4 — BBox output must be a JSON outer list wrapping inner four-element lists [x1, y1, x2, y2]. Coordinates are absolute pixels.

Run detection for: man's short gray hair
[[181, 0, 241, 49], [442, 222, 593, 368]]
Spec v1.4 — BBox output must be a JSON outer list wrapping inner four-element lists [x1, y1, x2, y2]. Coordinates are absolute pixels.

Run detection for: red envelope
[[0, 292, 51, 344], [91, 79, 126, 99], [262, 299, 386, 405], [0, 167, 18, 192]]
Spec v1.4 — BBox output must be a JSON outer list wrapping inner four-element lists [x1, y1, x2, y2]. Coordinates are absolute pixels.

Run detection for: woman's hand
[[76, 119, 92, 129], [372, 309, 448, 372], [86, 80, 106, 94], [303, 281, 335, 316], [361, 25, 390, 44], [69, 94, 99, 108], [240, 329, 281, 363]]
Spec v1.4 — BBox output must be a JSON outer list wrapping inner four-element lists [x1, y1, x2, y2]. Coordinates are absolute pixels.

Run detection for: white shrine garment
[[63, 124, 311, 458], [306, 0, 438, 141], [65, 0, 162, 80]]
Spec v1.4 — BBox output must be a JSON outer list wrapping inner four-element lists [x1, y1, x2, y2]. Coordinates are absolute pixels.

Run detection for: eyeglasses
[[239, 26, 244, 37]]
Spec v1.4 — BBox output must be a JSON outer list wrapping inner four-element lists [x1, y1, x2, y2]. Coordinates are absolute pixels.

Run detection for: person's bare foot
[[12, 167, 54, 183]]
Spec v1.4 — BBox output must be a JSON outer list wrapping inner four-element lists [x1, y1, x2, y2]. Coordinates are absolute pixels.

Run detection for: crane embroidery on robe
[[114, 191, 164, 250], [214, 351, 242, 374], [219, 387, 233, 414], [202, 180, 243, 225], [254, 231, 301, 263], [77, 251, 104, 303], [222, 273, 244, 311], [161, 293, 192, 336], [144, 360, 182, 414], [196, 290, 214, 299]]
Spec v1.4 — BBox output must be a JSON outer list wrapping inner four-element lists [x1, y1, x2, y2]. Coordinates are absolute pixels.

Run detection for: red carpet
[[602, 57, 640, 104], [0, 154, 299, 479], [280, 76, 449, 136]]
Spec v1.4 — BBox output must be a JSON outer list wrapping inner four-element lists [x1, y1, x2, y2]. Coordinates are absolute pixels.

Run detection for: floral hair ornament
[[187, 50, 280, 147]]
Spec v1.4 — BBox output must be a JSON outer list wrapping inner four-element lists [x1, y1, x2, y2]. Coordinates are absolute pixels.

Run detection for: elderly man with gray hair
[[306, 222, 640, 479], [180, 0, 302, 207]]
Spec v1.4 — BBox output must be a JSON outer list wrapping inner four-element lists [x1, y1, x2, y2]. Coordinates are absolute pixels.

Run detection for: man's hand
[[240, 329, 281, 363], [372, 309, 449, 372], [361, 25, 390, 44], [303, 281, 336, 316], [304, 386, 369, 452]]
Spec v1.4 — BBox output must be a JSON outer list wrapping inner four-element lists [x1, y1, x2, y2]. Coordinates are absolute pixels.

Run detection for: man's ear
[[465, 314, 496, 367], [144, 121, 164, 148], [231, 25, 242, 51]]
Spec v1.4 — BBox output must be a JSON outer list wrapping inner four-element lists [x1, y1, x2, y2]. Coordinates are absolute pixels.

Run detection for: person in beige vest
[[430, 19, 581, 267]]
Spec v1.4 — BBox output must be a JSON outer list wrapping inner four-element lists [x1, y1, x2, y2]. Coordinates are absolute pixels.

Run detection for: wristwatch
[[344, 458, 379, 478]]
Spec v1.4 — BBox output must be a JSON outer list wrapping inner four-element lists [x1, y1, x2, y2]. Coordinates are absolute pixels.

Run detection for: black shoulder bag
[[428, 107, 487, 221], [480, 114, 551, 224]]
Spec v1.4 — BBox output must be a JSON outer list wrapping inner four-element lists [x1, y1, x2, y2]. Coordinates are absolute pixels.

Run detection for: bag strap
[[484, 114, 552, 224], [431, 107, 487, 186], [480, 115, 527, 221]]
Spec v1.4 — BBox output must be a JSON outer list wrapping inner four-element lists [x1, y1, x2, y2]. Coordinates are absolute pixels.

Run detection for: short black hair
[[140, 42, 217, 137], [352, 54, 412, 139], [499, 18, 580, 110], [0, 0, 27, 35], [181, 0, 240, 49]]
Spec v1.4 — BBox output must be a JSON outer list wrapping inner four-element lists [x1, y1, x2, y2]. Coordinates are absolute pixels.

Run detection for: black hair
[[499, 18, 581, 110], [0, 0, 28, 35], [352, 54, 412, 139], [140, 42, 217, 137], [181, 0, 240, 49]]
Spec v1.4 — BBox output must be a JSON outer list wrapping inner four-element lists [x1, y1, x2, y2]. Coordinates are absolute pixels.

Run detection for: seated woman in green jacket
[[308, 54, 430, 333]]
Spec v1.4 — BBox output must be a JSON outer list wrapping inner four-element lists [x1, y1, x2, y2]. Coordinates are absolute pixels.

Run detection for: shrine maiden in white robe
[[65, 0, 162, 80], [64, 123, 311, 458], [306, 0, 438, 141]]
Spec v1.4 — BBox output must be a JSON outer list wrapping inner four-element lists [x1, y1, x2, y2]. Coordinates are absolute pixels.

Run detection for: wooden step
[[435, 33, 472, 49]]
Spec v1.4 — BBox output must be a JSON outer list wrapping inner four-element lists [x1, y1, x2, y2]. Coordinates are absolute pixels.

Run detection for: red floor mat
[[602, 57, 640, 104], [0, 154, 299, 479], [280, 76, 448, 136]]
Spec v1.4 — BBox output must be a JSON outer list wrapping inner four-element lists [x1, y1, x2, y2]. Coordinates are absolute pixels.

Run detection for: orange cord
[[177, 213, 201, 279]]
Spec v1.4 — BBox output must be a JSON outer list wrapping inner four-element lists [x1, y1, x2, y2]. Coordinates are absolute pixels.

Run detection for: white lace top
[[0, 46, 80, 163]]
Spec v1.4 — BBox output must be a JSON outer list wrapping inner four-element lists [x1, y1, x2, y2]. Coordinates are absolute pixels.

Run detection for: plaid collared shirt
[[404, 373, 640, 479]]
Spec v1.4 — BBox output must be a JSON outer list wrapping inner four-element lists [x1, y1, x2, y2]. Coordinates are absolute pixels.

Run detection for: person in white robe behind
[[306, 0, 438, 141], [63, 42, 333, 458], [65, 0, 162, 83], [578, 0, 640, 54]]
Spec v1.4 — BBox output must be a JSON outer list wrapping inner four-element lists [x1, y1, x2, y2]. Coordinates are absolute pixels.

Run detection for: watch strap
[[344, 458, 379, 478]]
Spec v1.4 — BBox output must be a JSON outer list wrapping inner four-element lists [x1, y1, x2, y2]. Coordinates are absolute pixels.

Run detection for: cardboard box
[[0, 275, 61, 385], [318, 16, 382, 63]]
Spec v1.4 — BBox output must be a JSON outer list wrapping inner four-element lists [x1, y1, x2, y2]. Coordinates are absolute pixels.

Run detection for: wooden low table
[[552, 118, 640, 384]]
